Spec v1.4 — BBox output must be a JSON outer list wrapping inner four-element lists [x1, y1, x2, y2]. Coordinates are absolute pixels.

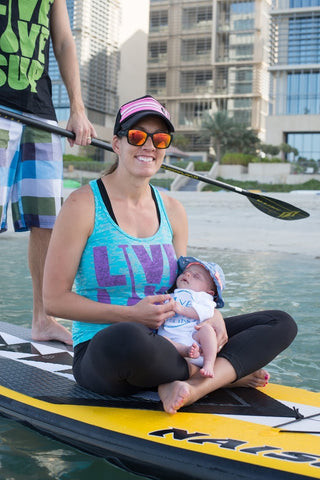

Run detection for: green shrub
[[300, 179, 320, 190], [63, 154, 92, 163], [150, 178, 173, 190], [202, 178, 320, 193], [194, 161, 212, 171], [170, 159, 189, 169], [63, 159, 110, 172], [220, 153, 256, 166]]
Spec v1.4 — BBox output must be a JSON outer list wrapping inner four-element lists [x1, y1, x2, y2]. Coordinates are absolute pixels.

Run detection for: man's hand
[[66, 111, 97, 146]]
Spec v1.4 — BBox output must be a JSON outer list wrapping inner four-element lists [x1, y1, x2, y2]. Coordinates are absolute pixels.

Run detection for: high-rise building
[[267, 0, 320, 161], [147, 0, 271, 153], [50, 0, 121, 135]]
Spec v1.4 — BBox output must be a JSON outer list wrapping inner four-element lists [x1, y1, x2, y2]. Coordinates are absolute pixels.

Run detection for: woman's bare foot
[[32, 316, 73, 345], [158, 381, 192, 414], [188, 342, 200, 359], [200, 362, 214, 378], [226, 369, 270, 388]]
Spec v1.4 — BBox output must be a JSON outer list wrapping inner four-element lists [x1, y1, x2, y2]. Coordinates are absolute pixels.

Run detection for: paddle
[[0, 107, 309, 221]]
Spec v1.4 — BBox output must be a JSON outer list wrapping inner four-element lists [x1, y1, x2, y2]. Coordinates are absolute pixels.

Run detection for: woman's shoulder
[[65, 183, 94, 203], [62, 184, 95, 216], [58, 184, 95, 235], [159, 190, 186, 216]]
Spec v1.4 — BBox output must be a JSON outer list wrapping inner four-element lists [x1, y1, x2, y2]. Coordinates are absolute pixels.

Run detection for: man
[[0, 0, 96, 344]]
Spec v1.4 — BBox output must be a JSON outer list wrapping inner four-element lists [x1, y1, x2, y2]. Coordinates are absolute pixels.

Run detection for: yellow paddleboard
[[0, 322, 319, 479]]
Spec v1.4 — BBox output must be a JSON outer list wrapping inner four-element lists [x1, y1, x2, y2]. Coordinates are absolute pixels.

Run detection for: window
[[234, 44, 254, 60], [287, 133, 320, 161], [288, 15, 320, 64], [287, 72, 320, 114], [181, 38, 211, 61], [180, 71, 212, 93], [147, 73, 166, 95], [148, 41, 167, 63], [289, 0, 320, 7], [234, 18, 254, 30], [182, 6, 212, 30], [234, 68, 253, 93], [231, 1, 254, 15], [150, 10, 168, 31], [179, 102, 212, 127]]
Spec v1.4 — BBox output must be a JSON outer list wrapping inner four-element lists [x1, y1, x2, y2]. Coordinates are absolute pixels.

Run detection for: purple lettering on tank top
[[132, 245, 163, 283], [163, 244, 178, 286], [97, 288, 111, 304], [143, 244, 177, 296], [93, 243, 178, 306], [118, 244, 140, 306], [93, 246, 126, 286]]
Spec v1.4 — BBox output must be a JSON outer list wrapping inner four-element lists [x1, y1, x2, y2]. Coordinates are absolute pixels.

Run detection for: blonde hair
[[103, 158, 119, 175]]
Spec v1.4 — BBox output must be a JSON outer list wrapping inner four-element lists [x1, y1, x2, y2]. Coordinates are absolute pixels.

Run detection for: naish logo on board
[[149, 428, 320, 469], [0, 0, 53, 92]]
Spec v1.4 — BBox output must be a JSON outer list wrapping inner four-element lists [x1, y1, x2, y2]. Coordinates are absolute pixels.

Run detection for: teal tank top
[[72, 180, 178, 346]]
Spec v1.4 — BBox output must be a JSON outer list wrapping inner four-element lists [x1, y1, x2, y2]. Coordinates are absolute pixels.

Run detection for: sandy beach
[[169, 191, 320, 258], [4, 188, 319, 258]]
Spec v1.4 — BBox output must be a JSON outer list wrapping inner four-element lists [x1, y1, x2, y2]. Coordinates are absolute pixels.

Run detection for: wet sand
[[169, 191, 320, 258]]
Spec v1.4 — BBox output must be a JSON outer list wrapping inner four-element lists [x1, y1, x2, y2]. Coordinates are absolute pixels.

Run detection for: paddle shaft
[[0, 106, 274, 195], [0, 107, 309, 220]]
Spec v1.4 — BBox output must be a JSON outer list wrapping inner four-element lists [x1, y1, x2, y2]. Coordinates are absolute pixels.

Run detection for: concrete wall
[[217, 163, 320, 185], [154, 162, 320, 190], [266, 114, 319, 146]]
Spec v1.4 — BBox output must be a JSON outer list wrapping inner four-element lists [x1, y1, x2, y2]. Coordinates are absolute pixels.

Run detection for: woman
[[43, 95, 297, 414]]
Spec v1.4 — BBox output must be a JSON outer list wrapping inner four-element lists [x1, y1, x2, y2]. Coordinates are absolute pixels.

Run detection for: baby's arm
[[173, 301, 199, 319]]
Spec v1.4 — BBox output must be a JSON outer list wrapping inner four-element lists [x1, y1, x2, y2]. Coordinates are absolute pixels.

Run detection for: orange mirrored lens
[[128, 130, 147, 146], [153, 133, 171, 148]]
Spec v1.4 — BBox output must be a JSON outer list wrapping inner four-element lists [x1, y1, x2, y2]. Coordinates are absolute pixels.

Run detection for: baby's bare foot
[[200, 363, 214, 378], [188, 342, 200, 359]]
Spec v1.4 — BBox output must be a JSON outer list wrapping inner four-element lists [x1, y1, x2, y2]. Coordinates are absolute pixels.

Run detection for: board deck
[[0, 321, 319, 480]]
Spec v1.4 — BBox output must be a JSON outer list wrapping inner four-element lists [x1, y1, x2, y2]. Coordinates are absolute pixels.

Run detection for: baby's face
[[176, 264, 214, 292]]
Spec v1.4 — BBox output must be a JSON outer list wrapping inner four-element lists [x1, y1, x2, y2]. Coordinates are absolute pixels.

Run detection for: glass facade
[[269, 2, 320, 160], [287, 72, 320, 114], [287, 133, 320, 161], [288, 15, 320, 64]]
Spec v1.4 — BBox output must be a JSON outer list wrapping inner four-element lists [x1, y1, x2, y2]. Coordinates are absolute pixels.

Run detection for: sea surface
[[0, 233, 319, 479]]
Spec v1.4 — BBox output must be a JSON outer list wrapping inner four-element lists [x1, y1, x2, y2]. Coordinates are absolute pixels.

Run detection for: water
[[0, 234, 319, 479]]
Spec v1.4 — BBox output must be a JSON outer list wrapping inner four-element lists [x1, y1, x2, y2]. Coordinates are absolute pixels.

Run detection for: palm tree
[[202, 111, 260, 161], [201, 111, 235, 163]]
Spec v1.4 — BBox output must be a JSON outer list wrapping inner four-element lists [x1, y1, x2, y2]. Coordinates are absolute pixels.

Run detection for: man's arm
[[50, 0, 96, 145]]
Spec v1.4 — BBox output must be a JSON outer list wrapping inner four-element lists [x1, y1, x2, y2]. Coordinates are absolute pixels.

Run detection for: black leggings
[[73, 310, 297, 396]]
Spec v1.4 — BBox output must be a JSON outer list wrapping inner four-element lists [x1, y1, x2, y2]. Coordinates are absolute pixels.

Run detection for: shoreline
[[3, 189, 320, 258], [169, 191, 320, 258]]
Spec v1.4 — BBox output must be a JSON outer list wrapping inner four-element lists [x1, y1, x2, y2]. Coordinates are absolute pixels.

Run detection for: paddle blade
[[247, 193, 310, 220]]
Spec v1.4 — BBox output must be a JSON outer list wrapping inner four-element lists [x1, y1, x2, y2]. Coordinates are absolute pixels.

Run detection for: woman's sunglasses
[[119, 129, 172, 149]]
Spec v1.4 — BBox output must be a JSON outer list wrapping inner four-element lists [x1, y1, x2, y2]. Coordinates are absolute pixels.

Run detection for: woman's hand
[[195, 309, 228, 351], [131, 295, 176, 330]]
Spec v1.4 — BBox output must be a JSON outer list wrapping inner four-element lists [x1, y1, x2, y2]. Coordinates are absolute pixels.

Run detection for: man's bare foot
[[200, 363, 214, 378], [158, 381, 191, 414], [226, 369, 270, 388], [32, 316, 72, 345], [188, 342, 200, 359]]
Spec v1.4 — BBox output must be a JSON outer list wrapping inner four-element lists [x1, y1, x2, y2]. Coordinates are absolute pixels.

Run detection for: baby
[[158, 256, 225, 377]]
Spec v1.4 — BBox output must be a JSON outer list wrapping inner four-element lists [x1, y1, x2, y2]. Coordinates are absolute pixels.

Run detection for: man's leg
[[29, 226, 72, 344]]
